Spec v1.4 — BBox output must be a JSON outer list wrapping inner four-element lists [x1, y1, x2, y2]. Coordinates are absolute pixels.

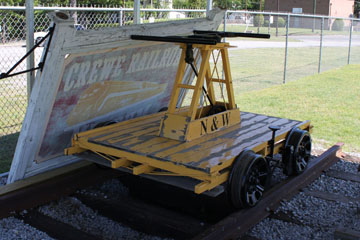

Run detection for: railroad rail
[[0, 143, 347, 239], [0, 161, 119, 219]]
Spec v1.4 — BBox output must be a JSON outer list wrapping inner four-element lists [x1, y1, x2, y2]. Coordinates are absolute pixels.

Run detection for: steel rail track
[[0, 161, 120, 219]]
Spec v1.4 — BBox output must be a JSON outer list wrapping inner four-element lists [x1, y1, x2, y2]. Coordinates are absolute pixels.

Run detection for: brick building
[[264, 0, 355, 29], [264, 0, 355, 18]]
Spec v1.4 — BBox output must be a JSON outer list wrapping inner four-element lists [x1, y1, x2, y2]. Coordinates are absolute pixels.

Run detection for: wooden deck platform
[[81, 111, 310, 174]]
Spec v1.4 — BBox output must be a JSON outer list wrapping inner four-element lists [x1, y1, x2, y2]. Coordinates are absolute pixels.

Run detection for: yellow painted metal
[[111, 158, 131, 168], [158, 42, 241, 142], [73, 137, 212, 181], [65, 135, 226, 194], [133, 164, 155, 175], [186, 108, 241, 141], [194, 171, 229, 194]]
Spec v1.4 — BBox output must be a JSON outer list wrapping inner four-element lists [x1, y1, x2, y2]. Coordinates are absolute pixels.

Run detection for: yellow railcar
[[65, 31, 312, 208]]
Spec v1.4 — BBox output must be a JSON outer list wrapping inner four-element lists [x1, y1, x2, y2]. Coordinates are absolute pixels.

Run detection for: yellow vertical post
[[221, 48, 236, 109], [167, 45, 187, 114], [205, 60, 216, 104], [188, 47, 211, 120]]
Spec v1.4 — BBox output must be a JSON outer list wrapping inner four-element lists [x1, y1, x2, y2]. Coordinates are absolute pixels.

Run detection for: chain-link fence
[[220, 11, 360, 94], [0, 6, 359, 171], [0, 6, 206, 137]]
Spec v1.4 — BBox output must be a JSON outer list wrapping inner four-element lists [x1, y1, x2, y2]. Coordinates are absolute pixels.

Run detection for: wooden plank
[[1, 161, 91, 196], [153, 113, 274, 159], [334, 227, 360, 240], [269, 211, 303, 226], [178, 83, 196, 89], [325, 169, 360, 183], [92, 117, 161, 142], [303, 189, 360, 203], [87, 111, 304, 172], [108, 127, 159, 145], [133, 164, 155, 175], [18, 210, 102, 240], [167, 119, 297, 170]]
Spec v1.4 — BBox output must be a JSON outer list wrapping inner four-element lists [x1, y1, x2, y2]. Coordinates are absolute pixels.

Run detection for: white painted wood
[[26, 0, 35, 99], [62, 8, 224, 53], [8, 13, 75, 184], [7, 9, 225, 184]]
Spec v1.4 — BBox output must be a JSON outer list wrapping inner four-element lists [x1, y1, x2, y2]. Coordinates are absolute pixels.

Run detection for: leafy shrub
[[332, 19, 344, 31], [253, 14, 264, 27], [277, 17, 285, 27]]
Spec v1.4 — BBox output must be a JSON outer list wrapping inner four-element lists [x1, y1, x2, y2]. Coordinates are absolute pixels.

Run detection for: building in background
[[264, 0, 355, 29], [264, 0, 355, 18]]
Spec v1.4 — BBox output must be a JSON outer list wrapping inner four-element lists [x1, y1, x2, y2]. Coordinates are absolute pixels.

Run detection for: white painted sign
[[292, 8, 303, 14], [8, 9, 225, 183]]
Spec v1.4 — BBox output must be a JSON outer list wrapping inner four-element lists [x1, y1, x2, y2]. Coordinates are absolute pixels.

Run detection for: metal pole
[[347, 19, 353, 65], [312, 0, 316, 32], [268, 14, 271, 34], [283, 14, 290, 84], [224, 10, 227, 32], [119, 9, 123, 26], [206, 0, 213, 18], [276, 0, 279, 37], [26, 0, 34, 101], [134, 0, 140, 24], [318, 17, 324, 73]]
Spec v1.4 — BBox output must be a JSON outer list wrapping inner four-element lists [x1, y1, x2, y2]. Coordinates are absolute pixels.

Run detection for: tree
[[213, 0, 264, 11]]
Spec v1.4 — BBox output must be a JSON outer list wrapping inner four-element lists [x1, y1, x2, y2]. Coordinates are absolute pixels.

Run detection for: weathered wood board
[[8, 9, 225, 183], [85, 111, 309, 173]]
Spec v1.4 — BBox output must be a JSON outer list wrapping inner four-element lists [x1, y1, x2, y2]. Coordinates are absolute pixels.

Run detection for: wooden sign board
[[8, 9, 224, 183]]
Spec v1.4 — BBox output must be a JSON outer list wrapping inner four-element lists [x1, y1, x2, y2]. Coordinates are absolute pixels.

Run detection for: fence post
[[119, 8, 123, 26], [283, 14, 290, 84], [26, 0, 35, 100], [134, 0, 140, 24], [347, 19, 353, 65], [224, 10, 227, 32], [268, 15, 271, 34], [206, 0, 212, 17], [318, 17, 324, 73]]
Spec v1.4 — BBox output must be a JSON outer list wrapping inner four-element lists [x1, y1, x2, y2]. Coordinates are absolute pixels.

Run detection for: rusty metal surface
[[193, 144, 342, 240]]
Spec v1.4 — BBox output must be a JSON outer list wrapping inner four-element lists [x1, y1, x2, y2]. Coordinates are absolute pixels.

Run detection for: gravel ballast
[[0, 217, 53, 240], [38, 196, 169, 240], [248, 159, 360, 240]]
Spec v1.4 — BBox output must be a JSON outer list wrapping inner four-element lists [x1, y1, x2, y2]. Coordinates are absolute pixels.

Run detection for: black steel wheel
[[282, 127, 312, 176], [228, 149, 270, 209]]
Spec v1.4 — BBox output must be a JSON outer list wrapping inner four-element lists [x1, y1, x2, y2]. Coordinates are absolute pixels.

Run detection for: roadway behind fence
[[0, 6, 359, 171]]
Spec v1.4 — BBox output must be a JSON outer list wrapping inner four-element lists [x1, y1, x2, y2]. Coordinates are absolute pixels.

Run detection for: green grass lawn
[[228, 46, 360, 93], [218, 24, 360, 36], [236, 64, 360, 153]]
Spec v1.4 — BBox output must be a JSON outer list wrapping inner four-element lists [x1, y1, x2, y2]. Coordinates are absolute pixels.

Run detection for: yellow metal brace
[[158, 42, 241, 142]]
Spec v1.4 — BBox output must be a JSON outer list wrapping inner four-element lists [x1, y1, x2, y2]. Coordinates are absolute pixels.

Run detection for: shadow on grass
[[0, 132, 19, 173]]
